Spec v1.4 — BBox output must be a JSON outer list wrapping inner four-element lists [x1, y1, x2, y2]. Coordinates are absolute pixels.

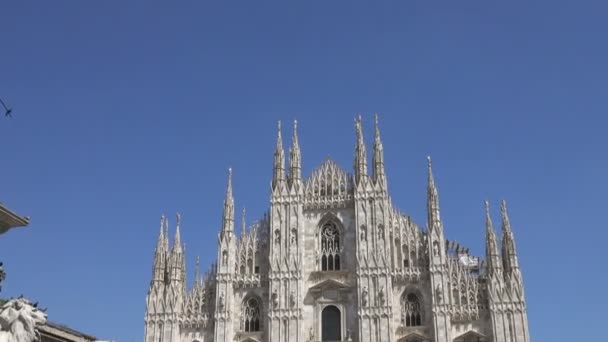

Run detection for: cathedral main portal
[[321, 305, 341, 341]]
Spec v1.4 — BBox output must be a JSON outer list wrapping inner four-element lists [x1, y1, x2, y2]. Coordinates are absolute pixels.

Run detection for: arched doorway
[[322, 305, 341, 341]]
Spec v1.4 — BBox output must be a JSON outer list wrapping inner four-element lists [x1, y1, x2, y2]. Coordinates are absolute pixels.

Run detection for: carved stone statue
[[361, 286, 368, 306], [218, 293, 225, 310], [290, 229, 296, 245], [378, 286, 385, 306], [271, 289, 278, 308], [435, 285, 443, 303], [307, 327, 314, 342], [0, 297, 47, 342], [289, 291, 296, 308]]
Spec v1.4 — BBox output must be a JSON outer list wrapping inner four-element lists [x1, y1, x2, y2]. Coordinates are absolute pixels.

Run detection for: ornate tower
[[145, 216, 168, 342], [354, 115, 394, 342], [426, 157, 451, 342], [214, 169, 238, 342], [499, 201, 530, 342], [167, 214, 186, 341], [268, 120, 304, 342], [145, 215, 185, 342]]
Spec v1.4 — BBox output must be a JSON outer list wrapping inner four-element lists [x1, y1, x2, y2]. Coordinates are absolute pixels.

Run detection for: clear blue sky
[[1, 1, 606, 341]]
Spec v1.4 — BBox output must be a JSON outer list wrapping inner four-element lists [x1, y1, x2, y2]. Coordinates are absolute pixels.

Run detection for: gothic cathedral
[[144, 116, 530, 342]]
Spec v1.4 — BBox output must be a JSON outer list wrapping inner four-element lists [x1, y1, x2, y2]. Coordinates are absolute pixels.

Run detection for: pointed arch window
[[401, 293, 422, 327], [320, 221, 341, 271], [241, 297, 261, 332]]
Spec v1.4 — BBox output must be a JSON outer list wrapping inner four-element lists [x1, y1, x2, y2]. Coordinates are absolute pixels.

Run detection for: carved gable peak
[[304, 159, 353, 208]]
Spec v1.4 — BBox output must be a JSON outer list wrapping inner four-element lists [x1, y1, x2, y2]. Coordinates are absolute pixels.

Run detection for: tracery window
[[320, 221, 341, 271], [401, 293, 422, 327], [241, 297, 261, 332]]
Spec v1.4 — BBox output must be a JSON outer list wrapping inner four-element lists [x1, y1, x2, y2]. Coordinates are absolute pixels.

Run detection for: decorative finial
[[292, 119, 300, 148], [164, 215, 169, 236], [427, 155, 432, 166], [501, 199, 511, 231], [277, 120, 283, 145], [485, 200, 494, 232], [176, 212, 181, 227], [374, 113, 381, 141]]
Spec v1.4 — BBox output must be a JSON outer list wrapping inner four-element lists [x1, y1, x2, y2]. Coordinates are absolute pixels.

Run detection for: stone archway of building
[[321, 305, 341, 342]]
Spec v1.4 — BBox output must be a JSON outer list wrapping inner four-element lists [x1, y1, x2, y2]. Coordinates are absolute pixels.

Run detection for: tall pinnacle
[[194, 256, 201, 286], [289, 119, 302, 184], [501, 200, 519, 273], [241, 207, 247, 237], [173, 212, 182, 254], [272, 121, 286, 189], [156, 215, 166, 253], [485, 201, 501, 275], [427, 156, 442, 231], [163, 215, 170, 252], [222, 168, 235, 234], [372, 113, 386, 185], [354, 115, 367, 183], [152, 215, 167, 283]]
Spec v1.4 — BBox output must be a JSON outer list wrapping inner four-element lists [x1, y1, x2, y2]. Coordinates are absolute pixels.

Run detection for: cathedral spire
[[163, 216, 170, 253], [427, 156, 443, 233], [485, 201, 502, 275], [222, 168, 235, 234], [172, 212, 182, 254], [152, 215, 167, 283], [501, 200, 520, 273], [354, 115, 367, 183], [372, 113, 386, 187], [272, 121, 286, 190], [289, 119, 302, 185], [156, 214, 166, 254], [168, 213, 185, 284]]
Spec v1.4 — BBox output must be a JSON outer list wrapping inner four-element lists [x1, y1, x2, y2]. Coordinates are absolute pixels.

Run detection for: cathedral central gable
[[303, 159, 353, 209]]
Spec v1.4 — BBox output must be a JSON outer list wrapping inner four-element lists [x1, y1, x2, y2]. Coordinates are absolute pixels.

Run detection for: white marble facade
[[144, 117, 530, 342]]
